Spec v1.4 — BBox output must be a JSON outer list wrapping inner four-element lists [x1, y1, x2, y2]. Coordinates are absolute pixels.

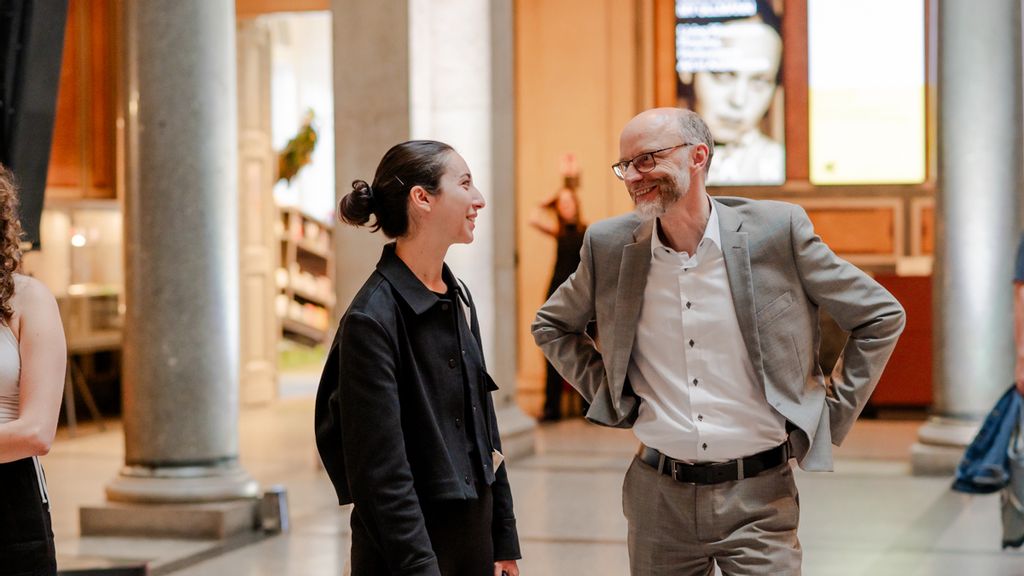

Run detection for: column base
[[105, 462, 260, 504], [496, 404, 537, 460], [80, 499, 260, 540], [910, 416, 979, 476]]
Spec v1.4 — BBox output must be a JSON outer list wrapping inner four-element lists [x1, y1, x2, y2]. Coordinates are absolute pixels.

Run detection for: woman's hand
[[495, 559, 519, 576]]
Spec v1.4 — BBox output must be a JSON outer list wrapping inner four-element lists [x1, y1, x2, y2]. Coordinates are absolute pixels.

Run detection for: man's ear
[[409, 185, 433, 213], [691, 143, 710, 172]]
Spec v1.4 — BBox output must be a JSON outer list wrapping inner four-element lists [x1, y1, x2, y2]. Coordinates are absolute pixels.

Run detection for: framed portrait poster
[[675, 0, 786, 186]]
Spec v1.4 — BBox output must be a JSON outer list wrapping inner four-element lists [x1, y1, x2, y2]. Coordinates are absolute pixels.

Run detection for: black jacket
[[315, 244, 520, 574]]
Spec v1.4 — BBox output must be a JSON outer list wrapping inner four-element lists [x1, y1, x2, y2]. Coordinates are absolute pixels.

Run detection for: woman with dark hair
[[0, 165, 67, 576], [315, 140, 521, 576], [529, 186, 587, 422]]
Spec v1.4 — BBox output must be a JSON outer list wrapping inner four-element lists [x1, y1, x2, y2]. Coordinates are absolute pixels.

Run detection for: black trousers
[[350, 484, 494, 576], [542, 361, 564, 420], [0, 457, 56, 576]]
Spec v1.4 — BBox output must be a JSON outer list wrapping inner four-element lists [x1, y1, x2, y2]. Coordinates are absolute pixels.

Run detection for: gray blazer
[[532, 197, 905, 471]]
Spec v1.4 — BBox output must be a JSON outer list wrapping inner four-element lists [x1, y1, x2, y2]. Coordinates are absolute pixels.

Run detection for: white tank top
[[0, 321, 21, 424], [0, 321, 47, 503]]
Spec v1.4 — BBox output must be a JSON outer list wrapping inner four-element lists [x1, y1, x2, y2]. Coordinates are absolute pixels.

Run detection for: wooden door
[[237, 18, 277, 404]]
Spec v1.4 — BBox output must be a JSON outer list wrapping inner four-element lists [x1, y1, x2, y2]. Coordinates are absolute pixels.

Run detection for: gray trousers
[[622, 455, 802, 576]]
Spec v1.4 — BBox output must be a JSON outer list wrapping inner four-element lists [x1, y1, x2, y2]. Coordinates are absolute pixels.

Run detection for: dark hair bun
[[338, 179, 375, 227]]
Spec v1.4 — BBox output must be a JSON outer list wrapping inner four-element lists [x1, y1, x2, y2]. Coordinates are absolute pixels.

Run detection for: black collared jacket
[[315, 244, 520, 575]]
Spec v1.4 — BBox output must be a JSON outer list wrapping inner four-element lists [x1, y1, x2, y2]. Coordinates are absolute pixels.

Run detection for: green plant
[[277, 110, 319, 185]]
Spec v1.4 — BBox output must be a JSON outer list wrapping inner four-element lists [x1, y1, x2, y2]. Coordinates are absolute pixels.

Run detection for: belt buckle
[[670, 460, 687, 483], [671, 460, 710, 484]]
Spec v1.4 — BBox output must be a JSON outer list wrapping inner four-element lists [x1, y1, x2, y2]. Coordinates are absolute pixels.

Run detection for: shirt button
[[692, 378, 698, 386], [441, 303, 450, 311], [686, 301, 692, 309], [464, 474, 471, 485], [455, 417, 462, 428], [448, 358, 457, 368], [689, 339, 695, 348], [472, 404, 478, 411], [697, 414, 703, 422], [702, 443, 708, 451]]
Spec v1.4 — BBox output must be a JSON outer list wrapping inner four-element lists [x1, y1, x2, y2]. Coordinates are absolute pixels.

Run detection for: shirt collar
[[375, 243, 459, 315], [650, 197, 721, 256]]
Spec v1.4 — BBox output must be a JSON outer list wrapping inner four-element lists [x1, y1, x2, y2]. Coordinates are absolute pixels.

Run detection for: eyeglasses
[[611, 143, 694, 180]]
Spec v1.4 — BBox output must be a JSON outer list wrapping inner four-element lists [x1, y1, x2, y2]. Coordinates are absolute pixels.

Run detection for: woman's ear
[[409, 185, 433, 214]]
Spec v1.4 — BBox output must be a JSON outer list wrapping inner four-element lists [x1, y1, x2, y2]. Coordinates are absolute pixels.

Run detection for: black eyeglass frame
[[611, 143, 695, 180]]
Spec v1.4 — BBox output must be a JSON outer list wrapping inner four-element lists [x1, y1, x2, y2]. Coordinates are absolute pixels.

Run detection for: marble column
[[486, 0, 535, 456], [911, 0, 1022, 474], [107, 0, 258, 502], [332, 0, 535, 456], [331, 0, 407, 309], [408, 0, 535, 455]]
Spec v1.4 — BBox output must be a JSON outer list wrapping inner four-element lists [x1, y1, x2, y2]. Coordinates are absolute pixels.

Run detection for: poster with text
[[676, 0, 785, 186]]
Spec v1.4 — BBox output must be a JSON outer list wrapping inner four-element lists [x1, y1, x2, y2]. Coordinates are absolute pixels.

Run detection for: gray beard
[[633, 171, 688, 221]]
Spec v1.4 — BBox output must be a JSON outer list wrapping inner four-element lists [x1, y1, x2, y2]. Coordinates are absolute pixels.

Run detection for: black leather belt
[[637, 442, 790, 485]]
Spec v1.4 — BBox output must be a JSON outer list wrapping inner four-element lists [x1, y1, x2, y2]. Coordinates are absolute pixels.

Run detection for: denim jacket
[[953, 386, 1022, 494]]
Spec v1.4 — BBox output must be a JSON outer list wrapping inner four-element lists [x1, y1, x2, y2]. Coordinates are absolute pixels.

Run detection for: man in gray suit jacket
[[532, 108, 905, 575]]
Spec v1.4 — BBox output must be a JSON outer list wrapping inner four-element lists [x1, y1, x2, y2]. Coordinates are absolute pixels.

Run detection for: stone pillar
[[408, 0, 534, 455], [331, 0, 407, 311], [107, 0, 257, 502], [911, 0, 1022, 474], [332, 0, 535, 456], [487, 0, 536, 457]]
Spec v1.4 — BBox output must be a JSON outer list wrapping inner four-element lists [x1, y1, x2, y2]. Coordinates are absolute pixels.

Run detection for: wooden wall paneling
[[925, 0, 937, 182], [515, 0, 640, 404], [236, 0, 328, 18], [88, 0, 115, 194], [46, 0, 116, 200], [47, 0, 82, 192], [796, 197, 903, 265], [782, 0, 808, 182], [636, 0, 656, 109], [871, 274, 933, 406], [911, 196, 934, 256], [653, 0, 674, 107], [75, 0, 92, 197]]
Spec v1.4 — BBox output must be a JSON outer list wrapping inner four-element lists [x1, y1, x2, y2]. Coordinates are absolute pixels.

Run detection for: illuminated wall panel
[[808, 0, 925, 184]]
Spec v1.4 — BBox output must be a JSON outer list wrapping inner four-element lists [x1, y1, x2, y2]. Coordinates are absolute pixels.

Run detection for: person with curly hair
[[0, 165, 67, 576], [315, 140, 521, 576]]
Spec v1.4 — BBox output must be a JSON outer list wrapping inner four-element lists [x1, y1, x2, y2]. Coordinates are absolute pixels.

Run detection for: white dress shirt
[[627, 200, 788, 462]]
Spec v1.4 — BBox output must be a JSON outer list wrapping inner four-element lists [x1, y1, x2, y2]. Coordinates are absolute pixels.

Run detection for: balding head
[[620, 108, 714, 175]]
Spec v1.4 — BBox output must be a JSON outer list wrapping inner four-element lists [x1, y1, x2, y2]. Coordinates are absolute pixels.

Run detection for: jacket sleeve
[[463, 284, 522, 561], [489, 417, 522, 561], [531, 228, 608, 405], [789, 205, 906, 444], [338, 311, 441, 576]]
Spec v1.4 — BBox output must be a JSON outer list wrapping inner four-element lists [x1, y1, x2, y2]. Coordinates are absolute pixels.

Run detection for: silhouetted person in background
[[530, 186, 586, 422]]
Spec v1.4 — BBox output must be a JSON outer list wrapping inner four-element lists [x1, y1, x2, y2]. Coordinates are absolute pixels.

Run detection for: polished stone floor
[[44, 396, 1024, 575]]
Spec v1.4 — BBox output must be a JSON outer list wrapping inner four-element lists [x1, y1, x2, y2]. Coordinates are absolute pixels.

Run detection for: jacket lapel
[[610, 219, 653, 407], [716, 200, 766, 384]]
